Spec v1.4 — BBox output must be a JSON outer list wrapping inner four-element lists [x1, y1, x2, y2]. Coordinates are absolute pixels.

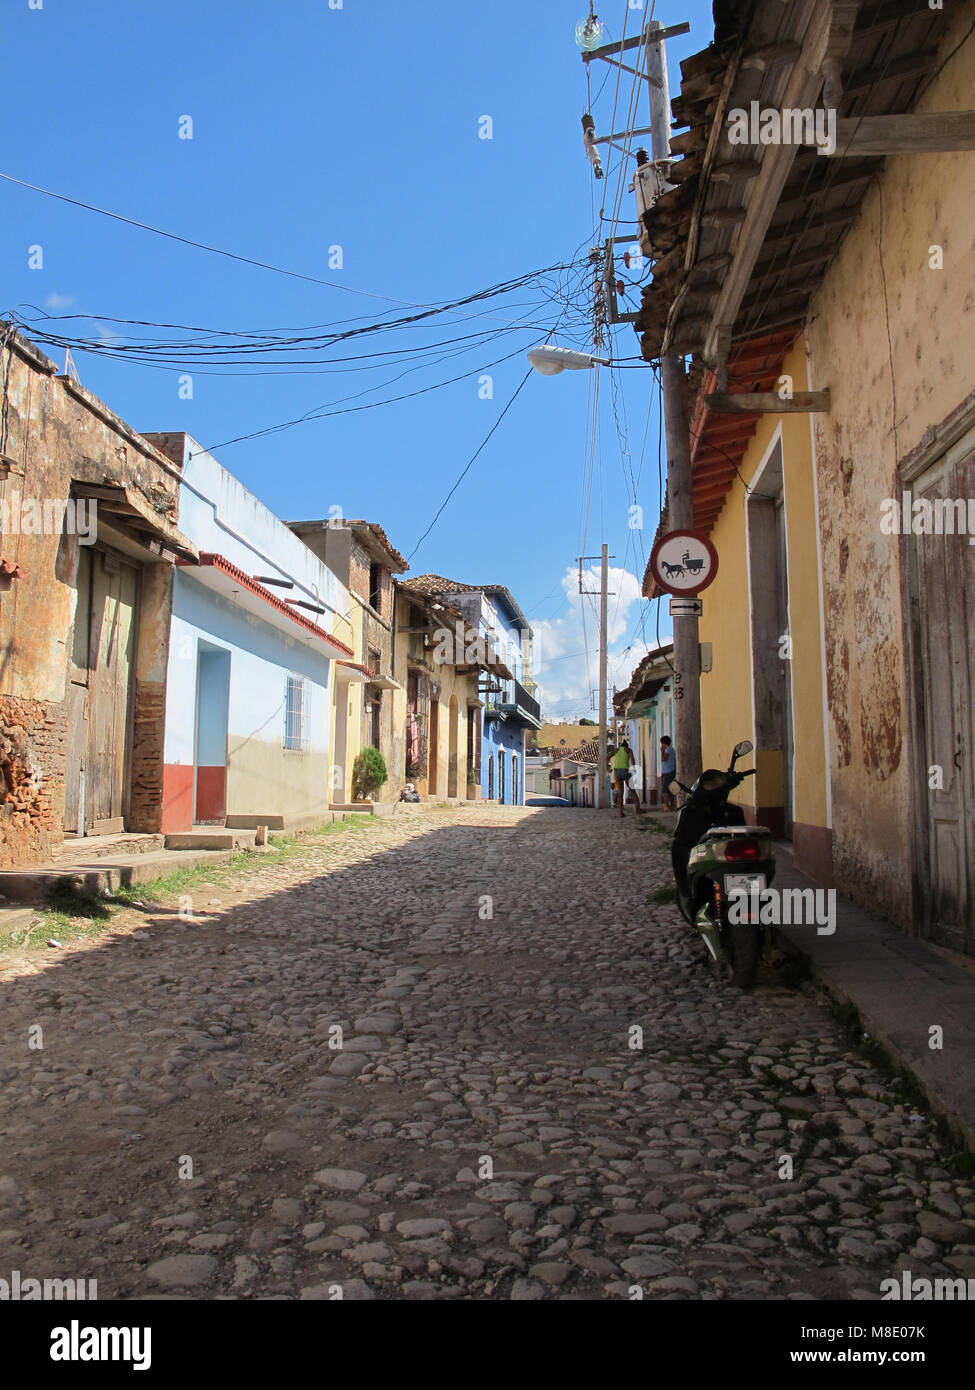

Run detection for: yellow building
[[288, 519, 407, 807], [393, 580, 492, 802], [638, 2, 975, 951], [534, 722, 600, 753]]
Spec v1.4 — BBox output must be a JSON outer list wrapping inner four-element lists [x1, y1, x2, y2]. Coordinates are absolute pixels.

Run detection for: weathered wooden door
[[88, 550, 138, 833], [63, 546, 93, 837], [914, 447, 974, 953]]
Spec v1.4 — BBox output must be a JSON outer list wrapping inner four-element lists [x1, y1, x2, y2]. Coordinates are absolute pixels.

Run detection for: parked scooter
[[669, 741, 776, 989]]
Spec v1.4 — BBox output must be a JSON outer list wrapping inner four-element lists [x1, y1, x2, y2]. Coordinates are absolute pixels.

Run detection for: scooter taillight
[[723, 838, 762, 861]]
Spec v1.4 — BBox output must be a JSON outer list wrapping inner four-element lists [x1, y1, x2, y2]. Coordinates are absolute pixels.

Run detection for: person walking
[[660, 735, 677, 811], [608, 739, 642, 818]]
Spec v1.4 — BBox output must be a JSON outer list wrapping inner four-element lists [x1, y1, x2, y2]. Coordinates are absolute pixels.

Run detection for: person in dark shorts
[[608, 740, 642, 818]]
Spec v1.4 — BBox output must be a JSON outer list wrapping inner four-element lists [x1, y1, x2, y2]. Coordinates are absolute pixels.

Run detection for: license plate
[[724, 873, 766, 894], [724, 873, 766, 919]]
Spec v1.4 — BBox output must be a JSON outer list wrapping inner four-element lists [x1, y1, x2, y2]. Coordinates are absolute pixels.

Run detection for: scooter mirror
[[668, 780, 681, 796], [733, 740, 754, 759]]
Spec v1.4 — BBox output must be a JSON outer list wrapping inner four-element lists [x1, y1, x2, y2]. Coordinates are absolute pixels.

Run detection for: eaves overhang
[[71, 481, 197, 563], [636, 0, 955, 369], [177, 552, 354, 658]]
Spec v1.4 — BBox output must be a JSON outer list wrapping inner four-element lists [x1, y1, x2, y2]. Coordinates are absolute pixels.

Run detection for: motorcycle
[[669, 740, 776, 989]]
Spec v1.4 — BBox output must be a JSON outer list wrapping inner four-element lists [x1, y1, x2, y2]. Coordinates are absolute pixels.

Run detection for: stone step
[[164, 831, 239, 851], [56, 833, 165, 861], [0, 848, 237, 904]]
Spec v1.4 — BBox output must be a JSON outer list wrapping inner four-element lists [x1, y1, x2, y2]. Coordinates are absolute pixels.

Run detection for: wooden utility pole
[[647, 18, 703, 787]]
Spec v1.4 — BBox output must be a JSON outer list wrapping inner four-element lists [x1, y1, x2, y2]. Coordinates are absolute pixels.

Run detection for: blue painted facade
[[479, 589, 540, 806]]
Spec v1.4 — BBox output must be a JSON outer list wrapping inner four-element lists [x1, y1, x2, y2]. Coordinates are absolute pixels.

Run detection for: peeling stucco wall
[[0, 333, 182, 862], [805, 11, 975, 926]]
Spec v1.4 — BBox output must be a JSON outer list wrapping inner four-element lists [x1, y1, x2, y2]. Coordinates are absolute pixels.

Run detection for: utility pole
[[578, 547, 613, 808], [598, 542, 609, 810], [646, 19, 703, 788]]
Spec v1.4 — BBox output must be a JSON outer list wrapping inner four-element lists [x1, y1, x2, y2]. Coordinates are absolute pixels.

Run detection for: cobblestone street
[[1, 807, 973, 1301]]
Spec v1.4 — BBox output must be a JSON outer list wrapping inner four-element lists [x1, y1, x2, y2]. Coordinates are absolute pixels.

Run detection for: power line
[[406, 366, 535, 564], [0, 169, 420, 305]]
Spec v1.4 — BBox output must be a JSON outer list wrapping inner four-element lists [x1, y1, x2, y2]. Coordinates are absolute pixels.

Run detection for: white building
[[144, 434, 353, 834]]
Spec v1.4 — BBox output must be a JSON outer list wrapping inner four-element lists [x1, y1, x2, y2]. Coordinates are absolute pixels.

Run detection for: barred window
[[284, 673, 310, 752]]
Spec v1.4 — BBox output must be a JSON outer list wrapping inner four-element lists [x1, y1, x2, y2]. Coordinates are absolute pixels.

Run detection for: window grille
[[284, 673, 310, 751]]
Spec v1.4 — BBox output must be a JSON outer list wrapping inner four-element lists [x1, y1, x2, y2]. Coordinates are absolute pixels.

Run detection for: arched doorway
[[428, 697, 440, 796], [511, 752, 519, 806], [487, 753, 494, 800], [447, 695, 459, 798], [498, 749, 506, 804]]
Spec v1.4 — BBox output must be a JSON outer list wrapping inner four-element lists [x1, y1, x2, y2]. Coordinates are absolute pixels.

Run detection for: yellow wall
[[698, 340, 828, 835], [535, 722, 597, 749], [391, 591, 475, 800]]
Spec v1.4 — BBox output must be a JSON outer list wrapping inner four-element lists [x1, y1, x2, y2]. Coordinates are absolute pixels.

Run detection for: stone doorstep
[[0, 848, 239, 904], [772, 844, 975, 1155], [56, 832, 165, 861]]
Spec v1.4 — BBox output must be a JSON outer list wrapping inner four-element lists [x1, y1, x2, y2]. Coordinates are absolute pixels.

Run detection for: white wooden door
[[915, 446, 974, 953]]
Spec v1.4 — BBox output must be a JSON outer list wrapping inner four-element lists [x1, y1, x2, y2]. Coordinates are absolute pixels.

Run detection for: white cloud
[[531, 564, 663, 721], [44, 292, 75, 311]]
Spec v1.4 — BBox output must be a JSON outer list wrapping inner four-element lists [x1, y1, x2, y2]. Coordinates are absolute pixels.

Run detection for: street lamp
[[527, 344, 611, 376]]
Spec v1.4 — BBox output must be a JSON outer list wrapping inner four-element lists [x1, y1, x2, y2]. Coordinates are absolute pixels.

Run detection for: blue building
[[398, 577, 541, 805], [478, 587, 541, 806]]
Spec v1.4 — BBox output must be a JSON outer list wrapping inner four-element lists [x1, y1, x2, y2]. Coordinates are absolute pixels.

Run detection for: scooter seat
[[703, 825, 773, 838]]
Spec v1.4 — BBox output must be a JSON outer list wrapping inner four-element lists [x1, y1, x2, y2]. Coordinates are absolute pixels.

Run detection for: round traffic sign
[[649, 529, 719, 596]]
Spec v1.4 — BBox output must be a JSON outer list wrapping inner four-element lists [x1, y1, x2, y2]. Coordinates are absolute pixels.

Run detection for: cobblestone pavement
[[0, 806, 973, 1301]]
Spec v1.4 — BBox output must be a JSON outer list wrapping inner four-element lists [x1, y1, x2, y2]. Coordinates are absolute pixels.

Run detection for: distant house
[[614, 646, 675, 806], [549, 741, 600, 807], [393, 579, 487, 801], [397, 575, 541, 805], [287, 518, 408, 808]]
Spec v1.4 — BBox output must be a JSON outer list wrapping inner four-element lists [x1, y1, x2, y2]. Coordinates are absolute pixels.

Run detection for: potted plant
[[352, 746, 388, 802]]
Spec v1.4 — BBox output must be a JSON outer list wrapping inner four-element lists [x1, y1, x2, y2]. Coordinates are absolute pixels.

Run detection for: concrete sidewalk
[[772, 844, 975, 1153]]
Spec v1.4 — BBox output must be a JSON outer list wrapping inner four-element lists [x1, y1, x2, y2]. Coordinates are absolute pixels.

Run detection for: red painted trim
[[177, 552, 354, 656], [195, 765, 226, 822], [162, 764, 194, 834], [339, 660, 377, 678]]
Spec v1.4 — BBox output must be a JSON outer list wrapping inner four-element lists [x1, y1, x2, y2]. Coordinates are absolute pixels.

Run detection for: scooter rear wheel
[[725, 921, 761, 990]]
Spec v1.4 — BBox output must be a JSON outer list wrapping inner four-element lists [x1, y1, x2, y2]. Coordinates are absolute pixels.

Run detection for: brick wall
[[0, 696, 66, 867], [349, 538, 371, 606], [128, 681, 166, 831]]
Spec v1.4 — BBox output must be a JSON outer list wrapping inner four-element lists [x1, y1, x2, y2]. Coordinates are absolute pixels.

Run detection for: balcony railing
[[490, 677, 541, 728]]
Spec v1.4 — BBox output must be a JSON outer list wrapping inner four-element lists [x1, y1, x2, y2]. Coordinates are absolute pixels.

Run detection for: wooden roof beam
[[703, 390, 831, 414], [809, 112, 975, 157]]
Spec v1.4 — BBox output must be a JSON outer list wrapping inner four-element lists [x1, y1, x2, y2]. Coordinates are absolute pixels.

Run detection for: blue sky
[[3, 0, 713, 719]]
